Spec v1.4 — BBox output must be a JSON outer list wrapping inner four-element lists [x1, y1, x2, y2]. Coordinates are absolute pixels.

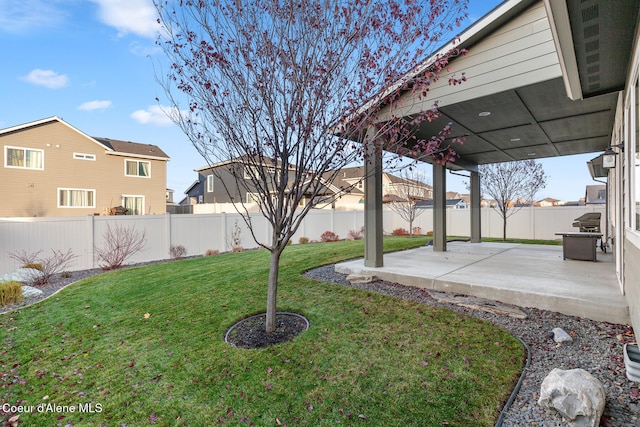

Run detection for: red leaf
[[150, 412, 158, 423]]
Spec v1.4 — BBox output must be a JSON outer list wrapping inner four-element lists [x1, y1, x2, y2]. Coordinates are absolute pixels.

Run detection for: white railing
[[0, 205, 605, 276]]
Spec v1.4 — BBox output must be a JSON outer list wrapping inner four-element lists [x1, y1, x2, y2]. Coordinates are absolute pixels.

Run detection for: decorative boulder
[[538, 368, 605, 427]]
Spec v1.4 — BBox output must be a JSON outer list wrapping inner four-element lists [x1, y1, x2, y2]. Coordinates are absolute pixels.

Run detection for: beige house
[[322, 166, 432, 210], [0, 116, 170, 217]]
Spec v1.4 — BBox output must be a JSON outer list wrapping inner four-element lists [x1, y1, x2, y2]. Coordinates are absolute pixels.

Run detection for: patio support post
[[364, 128, 383, 267], [433, 162, 447, 251], [470, 170, 481, 243]]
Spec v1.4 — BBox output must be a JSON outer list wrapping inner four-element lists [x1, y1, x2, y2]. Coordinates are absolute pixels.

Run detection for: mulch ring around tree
[[224, 312, 310, 349]]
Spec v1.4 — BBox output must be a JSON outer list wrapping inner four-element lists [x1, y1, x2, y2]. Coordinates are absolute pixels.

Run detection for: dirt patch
[[225, 312, 309, 349]]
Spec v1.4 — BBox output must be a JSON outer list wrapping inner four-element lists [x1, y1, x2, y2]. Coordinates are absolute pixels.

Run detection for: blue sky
[[0, 0, 601, 203]]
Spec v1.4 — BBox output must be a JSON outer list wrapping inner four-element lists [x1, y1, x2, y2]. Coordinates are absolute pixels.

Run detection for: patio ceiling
[[404, 0, 638, 172]]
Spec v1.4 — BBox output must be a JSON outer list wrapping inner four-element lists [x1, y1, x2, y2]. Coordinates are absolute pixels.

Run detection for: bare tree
[[387, 170, 431, 236], [154, 0, 468, 333], [479, 160, 548, 240]]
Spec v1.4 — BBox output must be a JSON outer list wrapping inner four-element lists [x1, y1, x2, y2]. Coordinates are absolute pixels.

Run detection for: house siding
[[624, 240, 640, 335], [0, 121, 167, 217], [382, 0, 561, 119]]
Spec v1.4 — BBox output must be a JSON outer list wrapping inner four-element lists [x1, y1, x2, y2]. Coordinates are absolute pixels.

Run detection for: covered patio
[[337, 241, 629, 325]]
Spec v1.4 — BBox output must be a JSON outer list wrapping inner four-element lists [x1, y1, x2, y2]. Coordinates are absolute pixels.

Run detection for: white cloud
[[21, 69, 69, 89], [0, 0, 67, 33], [91, 0, 159, 39], [131, 105, 176, 126], [78, 100, 112, 111]]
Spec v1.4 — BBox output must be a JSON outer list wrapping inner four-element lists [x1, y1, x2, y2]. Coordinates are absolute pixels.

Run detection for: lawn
[[1, 237, 524, 426]]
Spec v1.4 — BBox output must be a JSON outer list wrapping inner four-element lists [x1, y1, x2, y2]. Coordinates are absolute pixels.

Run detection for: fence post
[[222, 212, 228, 252], [86, 215, 95, 269], [165, 213, 172, 258]]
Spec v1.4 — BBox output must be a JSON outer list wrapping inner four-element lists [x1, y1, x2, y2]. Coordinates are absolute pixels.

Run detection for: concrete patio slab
[[335, 242, 629, 325]]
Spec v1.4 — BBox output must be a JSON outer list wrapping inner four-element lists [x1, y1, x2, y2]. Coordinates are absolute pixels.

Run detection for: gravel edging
[[304, 265, 640, 427]]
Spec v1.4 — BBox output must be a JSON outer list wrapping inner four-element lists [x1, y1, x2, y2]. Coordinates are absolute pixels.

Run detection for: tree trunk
[[502, 216, 507, 241], [409, 218, 413, 237], [266, 248, 283, 333]]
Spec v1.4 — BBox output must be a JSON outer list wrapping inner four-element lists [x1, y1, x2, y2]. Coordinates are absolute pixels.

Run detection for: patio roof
[[379, 0, 638, 170]]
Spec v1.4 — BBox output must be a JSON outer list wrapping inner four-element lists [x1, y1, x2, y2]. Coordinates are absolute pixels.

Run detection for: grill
[[572, 212, 601, 232]]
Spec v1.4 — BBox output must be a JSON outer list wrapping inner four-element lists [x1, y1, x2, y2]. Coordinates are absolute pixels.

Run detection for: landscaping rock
[[538, 368, 605, 427], [22, 286, 43, 299], [427, 290, 527, 319], [551, 327, 574, 343], [0, 268, 42, 284], [346, 274, 377, 285]]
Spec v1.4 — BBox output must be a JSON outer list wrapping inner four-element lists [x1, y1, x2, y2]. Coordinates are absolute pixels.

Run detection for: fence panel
[[0, 205, 606, 276]]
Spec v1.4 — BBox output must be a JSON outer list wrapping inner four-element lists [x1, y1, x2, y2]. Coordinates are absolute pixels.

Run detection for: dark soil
[[225, 312, 309, 349]]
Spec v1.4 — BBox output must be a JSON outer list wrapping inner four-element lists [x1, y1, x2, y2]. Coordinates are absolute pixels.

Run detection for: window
[[73, 153, 96, 161], [247, 192, 261, 204], [122, 195, 144, 215], [58, 188, 95, 208], [207, 175, 214, 192], [5, 146, 43, 169], [125, 159, 150, 177]]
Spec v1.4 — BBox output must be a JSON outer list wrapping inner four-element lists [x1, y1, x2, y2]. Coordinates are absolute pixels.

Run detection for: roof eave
[[544, 0, 583, 101]]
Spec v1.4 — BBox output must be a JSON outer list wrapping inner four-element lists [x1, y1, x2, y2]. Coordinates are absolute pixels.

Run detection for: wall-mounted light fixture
[[602, 143, 624, 169]]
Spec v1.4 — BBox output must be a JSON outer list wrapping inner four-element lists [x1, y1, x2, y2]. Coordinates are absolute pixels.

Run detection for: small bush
[[392, 228, 409, 236], [320, 231, 339, 242], [95, 223, 147, 270], [10, 249, 77, 286], [204, 249, 219, 257], [426, 230, 434, 237], [0, 281, 23, 307], [170, 244, 187, 260], [347, 226, 365, 240], [60, 271, 73, 279], [299, 237, 309, 244], [231, 246, 245, 253], [413, 227, 422, 236]]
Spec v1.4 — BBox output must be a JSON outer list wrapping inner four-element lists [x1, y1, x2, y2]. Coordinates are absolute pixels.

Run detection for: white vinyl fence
[[0, 205, 604, 276]]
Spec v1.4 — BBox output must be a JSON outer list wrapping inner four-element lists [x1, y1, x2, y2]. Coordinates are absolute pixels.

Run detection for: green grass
[[0, 237, 524, 426], [480, 237, 562, 245]]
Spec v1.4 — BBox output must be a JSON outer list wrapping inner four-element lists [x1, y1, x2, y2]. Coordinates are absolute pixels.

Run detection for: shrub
[[9, 249, 77, 286], [170, 244, 187, 260], [347, 226, 365, 240], [60, 271, 73, 279], [0, 281, 23, 307], [392, 228, 409, 236], [426, 230, 434, 237], [231, 246, 245, 253], [204, 249, 219, 257], [320, 231, 339, 242], [299, 237, 310, 244], [413, 227, 422, 236], [95, 223, 147, 270]]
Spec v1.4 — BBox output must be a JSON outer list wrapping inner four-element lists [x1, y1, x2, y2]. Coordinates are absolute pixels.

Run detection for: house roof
[[347, 0, 639, 171], [93, 137, 170, 160], [0, 116, 170, 161], [416, 198, 466, 208]]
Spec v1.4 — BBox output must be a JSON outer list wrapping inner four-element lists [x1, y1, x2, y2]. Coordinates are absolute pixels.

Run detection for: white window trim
[[57, 188, 96, 208], [122, 195, 145, 215], [206, 174, 214, 192], [4, 145, 44, 170], [73, 152, 96, 161], [124, 159, 151, 178]]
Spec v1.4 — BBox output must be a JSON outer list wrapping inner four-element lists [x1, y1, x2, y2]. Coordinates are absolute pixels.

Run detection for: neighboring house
[[416, 198, 468, 209], [0, 116, 170, 217], [585, 185, 606, 205], [183, 156, 335, 212], [323, 166, 433, 210], [536, 198, 565, 207]]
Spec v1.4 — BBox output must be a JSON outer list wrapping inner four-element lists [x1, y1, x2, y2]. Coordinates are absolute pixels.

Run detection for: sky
[[0, 0, 603, 203]]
